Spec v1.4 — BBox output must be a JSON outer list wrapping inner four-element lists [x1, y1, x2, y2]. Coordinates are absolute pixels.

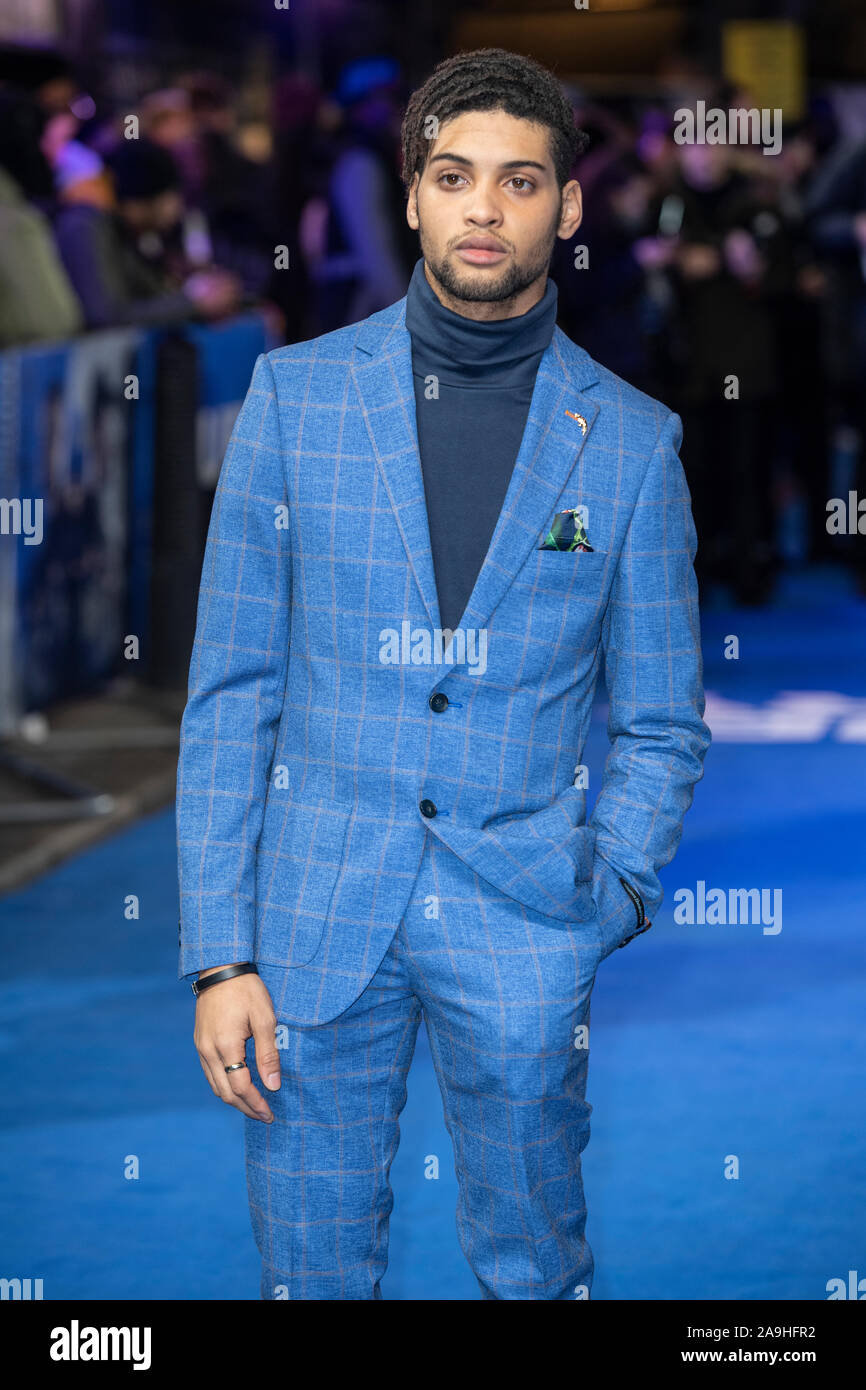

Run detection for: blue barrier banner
[[0, 349, 23, 735], [1, 312, 272, 722], [10, 329, 139, 714], [127, 312, 269, 657], [187, 314, 270, 488]]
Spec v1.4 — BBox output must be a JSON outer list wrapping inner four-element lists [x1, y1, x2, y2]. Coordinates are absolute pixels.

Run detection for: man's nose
[[463, 187, 504, 225]]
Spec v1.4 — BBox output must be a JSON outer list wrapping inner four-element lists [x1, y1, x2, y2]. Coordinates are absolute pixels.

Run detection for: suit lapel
[[352, 303, 441, 631], [457, 330, 600, 642], [352, 305, 601, 664]]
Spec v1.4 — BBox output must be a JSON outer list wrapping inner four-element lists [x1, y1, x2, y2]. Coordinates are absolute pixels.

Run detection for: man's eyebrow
[[427, 152, 549, 172]]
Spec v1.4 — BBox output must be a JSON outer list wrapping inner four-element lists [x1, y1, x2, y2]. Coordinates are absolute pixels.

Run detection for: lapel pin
[[565, 409, 588, 435]]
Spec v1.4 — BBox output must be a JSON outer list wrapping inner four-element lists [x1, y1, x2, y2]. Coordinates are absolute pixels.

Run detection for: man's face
[[406, 108, 582, 317]]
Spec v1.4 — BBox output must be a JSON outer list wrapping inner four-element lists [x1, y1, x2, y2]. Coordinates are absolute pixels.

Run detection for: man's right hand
[[193, 964, 281, 1123]]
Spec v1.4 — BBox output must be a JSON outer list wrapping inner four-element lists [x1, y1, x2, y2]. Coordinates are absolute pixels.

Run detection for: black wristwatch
[[190, 963, 259, 996]]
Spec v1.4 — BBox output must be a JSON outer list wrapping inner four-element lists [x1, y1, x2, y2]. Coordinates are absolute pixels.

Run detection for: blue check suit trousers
[[243, 831, 603, 1301]]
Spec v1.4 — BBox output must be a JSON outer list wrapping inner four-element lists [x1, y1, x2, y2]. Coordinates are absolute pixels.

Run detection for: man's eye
[[438, 172, 465, 186], [509, 177, 534, 191]]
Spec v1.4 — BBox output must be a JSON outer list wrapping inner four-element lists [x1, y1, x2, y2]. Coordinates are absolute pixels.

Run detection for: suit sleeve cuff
[[591, 854, 651, 959]]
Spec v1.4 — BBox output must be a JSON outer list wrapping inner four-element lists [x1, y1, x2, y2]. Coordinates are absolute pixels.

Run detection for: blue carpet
[[1, 564, 864, 1299]]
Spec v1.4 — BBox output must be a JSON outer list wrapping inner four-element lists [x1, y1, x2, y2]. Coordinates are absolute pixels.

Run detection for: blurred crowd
[[0, 51, 416, 349], [553, 91, 866, 603], [2, 49, 866, 604]]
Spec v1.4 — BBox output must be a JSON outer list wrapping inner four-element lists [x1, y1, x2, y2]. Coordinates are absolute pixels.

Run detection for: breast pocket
[[255, 797, 352, 967], [515, 547, 612, 635]]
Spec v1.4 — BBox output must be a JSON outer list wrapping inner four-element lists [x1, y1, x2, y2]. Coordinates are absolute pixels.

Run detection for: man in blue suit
[[177, 47, 711, 1300]]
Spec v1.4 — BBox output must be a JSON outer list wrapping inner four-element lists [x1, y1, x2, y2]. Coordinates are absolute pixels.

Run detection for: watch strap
[[190, 963, 258, 997]]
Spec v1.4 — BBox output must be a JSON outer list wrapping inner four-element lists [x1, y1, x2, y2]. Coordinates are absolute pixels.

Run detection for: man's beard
[[418, 209, 561, 305]]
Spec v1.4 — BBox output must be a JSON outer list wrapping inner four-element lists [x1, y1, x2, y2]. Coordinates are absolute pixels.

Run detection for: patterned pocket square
[[539, 508, 595, 552]]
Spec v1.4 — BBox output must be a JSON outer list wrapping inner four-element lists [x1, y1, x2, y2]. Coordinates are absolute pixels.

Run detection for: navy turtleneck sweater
[[404, 256, 558, 634]]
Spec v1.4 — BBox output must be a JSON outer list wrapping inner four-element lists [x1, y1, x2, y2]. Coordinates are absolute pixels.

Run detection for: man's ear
[[557, 179, 583, 240], [406, 171, 420, 231]]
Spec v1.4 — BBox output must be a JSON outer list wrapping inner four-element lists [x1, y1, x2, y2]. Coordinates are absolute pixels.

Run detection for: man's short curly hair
[[400, 47, 589, 195]]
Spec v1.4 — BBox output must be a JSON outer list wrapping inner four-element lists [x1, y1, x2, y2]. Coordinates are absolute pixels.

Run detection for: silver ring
[[224, 1062, 247, 1073]]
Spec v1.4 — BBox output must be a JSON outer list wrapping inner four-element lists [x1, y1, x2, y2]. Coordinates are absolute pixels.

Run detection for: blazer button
[[419, 799, 437, 818], [429, 692, 448, 713]]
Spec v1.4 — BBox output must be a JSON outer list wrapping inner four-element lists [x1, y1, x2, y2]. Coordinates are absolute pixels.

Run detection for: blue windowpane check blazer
[[176, 294, 712, 1025]]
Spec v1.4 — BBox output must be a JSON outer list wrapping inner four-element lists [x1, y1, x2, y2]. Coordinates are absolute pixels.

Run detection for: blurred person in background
[[267, 71, 330, 342], [771, 118, 836, 565], [561, 94, 635, 201], [138, 86, 199, 181], [0, 46, 80, 122], [313, 55, 416, 331], [0, 87, 82, 345], [663, 138, 787, 605], [803, 129, 866, 592], [53, 136, 241, 330], [145, 74, 279, 302], [636, 106, 680, 200], [554, 149, 662, 395]]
